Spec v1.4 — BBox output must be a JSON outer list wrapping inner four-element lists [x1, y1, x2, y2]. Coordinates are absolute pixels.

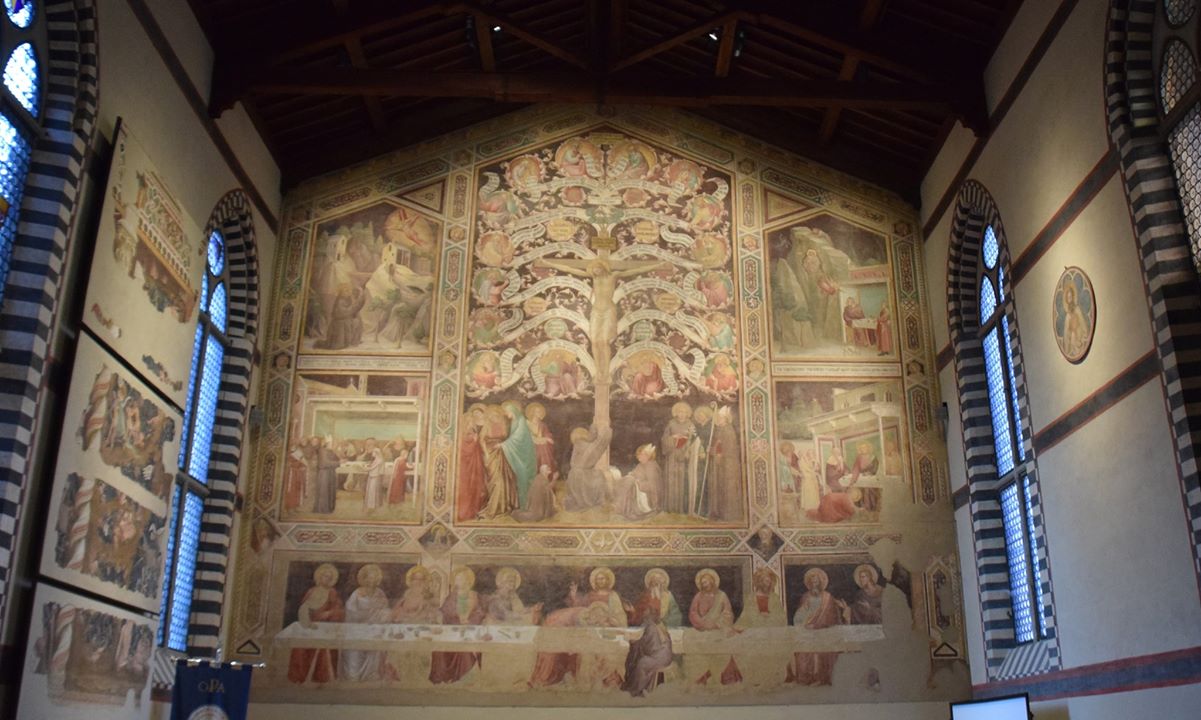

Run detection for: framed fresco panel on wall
[[17, 583, 155, 720], [82, 118, 206, 408], [38, 332, 180, 612]]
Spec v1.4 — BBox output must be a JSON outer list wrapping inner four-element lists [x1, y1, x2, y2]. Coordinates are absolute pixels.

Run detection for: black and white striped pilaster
[[0, 0, 97, 631], [1106, 0, 1201, 587]]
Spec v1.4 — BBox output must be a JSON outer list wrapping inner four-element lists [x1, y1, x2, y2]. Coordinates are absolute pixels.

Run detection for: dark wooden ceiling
[[190, 0, 1022, 203]]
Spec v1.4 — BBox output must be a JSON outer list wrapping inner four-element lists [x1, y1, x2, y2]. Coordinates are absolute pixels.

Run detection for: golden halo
[[694, 568, 720, 590], [590, 566, 615, 589], [644, 568, 670, 589]]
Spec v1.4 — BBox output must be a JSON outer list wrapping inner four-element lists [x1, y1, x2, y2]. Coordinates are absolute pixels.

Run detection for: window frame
[[975, 225, 1046, 646], [158, 229, 231, 653]]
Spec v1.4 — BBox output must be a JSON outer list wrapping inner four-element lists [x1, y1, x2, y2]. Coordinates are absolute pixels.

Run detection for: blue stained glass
[[3, 43, 38, 116], [207, 230, 225, 275], [1022, 476, 1046, 637], [0, 113, 30, 309], [166, 490, 204, 652], [983, 329, 1016, 476], [998, 266, 1005, 300], [209, 282, 227, 332], [1001, 483, 1036, 644], [4, 0, 33, 28], [157, 484, 182, 644], [1002, 316, 1026, 461], [178, 325, 204, 470], [983, 225, 999, 270], [979, 279, 997, 324], [186, 335, 224, 483]]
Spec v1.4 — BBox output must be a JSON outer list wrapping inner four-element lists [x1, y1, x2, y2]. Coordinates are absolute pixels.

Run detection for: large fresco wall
[[229, 106, 965, 707]]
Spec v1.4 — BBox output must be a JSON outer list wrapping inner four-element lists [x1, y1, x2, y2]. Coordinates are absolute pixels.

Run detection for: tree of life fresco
[[458, 129, 745, 527]]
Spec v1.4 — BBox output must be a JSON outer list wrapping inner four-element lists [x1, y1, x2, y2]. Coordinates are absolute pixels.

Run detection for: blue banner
[[171, 660, 253, 720]]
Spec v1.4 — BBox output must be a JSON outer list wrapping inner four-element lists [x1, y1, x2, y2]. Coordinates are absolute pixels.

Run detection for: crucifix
[[536, 229, 666, 433]]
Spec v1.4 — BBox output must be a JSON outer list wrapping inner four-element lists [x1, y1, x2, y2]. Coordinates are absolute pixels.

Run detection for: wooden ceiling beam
[[714, 18, 738, 78], [474, 14, 497, 72], [818, 0, 888, 144], [241, 67, 975, 112], [610, 10, 738, 72], [460, 2, 589, 70], [331, 0, 385, 134]]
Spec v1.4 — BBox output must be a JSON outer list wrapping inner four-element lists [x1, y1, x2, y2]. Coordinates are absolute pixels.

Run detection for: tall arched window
[[978, 225, 1045, 645], [948, 182, 1058, 681], [0, 0, 42, 307], [158, 229, 229, 652], [1155, 1, 1201, 271]]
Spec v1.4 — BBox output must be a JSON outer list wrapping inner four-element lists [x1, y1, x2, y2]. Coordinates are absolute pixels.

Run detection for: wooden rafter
[[241, 67, 973, 113], [460, 2, 589, 70], [474, 13, 496, 72], [331, 0, 385, 133], [610, 11, 738, 72], [818, 0, 888, 143], [714, 18, 737, 78]]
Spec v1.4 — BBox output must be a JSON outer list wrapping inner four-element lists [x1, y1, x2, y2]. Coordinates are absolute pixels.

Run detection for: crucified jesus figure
[[536, 236, 666, 430]]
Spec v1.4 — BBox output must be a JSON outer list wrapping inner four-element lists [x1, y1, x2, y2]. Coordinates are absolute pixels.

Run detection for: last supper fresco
[[230, 108, 963, 707]]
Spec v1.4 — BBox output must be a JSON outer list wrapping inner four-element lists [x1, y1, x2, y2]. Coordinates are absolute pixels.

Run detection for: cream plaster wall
[[921, 0, 1201, 713], [1037, 382, 1201, 667], [1013, 178, 1154, 430]]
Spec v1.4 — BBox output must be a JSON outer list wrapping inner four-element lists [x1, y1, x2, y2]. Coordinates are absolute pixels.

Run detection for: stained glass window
[[2, 42, 36, 116], [983, 329, 1016, 476], [1002, 316, 1025, 461], [207, 230, 225, 275], [162, 228, 230, 649], [1157, 4, 1201, 272], [982, 225, 999, 269], [209, 282, 227, 333], [1161, 39, 1196, 116], [1023, 476, 1045, 636], [1166, 0, 1197, 27], [979, 279, 997, 325], [4, 0, 32, 29], [1169, 107, 1201, 271], [157, 484, 182, 645], [972, 215, 1047, 646], [0, 113, 30, 308], [1001, 483, 1036, 644], [166, 491, 204, 651], [0, 0, 38, 310]]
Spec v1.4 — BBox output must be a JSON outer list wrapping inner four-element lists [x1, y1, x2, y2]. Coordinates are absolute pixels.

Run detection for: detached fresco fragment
[[231, 107, 963, 706], [39, 333, 179, 613], [17, 584, 154, 720], [83, 120, 206, 407]]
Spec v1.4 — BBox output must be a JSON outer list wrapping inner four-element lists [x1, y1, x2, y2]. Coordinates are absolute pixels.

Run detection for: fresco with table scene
[[230, 107, 965, 707], [281, 372, 426, 524]]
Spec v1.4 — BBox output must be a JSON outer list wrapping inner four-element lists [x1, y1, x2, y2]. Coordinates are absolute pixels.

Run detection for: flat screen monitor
[[950, 694, 1030, 720]]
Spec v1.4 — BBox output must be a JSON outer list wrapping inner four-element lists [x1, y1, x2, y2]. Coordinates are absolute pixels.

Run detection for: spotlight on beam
[[492, 25, 502, 32]]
